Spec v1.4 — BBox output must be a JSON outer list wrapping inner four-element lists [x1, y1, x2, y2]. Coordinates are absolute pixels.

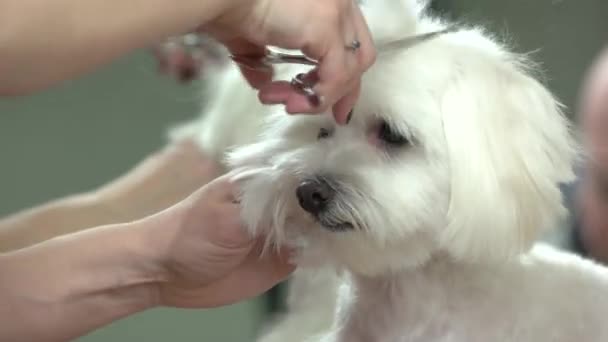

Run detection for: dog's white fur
[[170, 1, 608, 341]]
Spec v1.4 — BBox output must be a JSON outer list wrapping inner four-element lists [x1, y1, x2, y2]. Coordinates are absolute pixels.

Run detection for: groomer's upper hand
[[0, 0, 375, 122], [204, 0, 376, 124]]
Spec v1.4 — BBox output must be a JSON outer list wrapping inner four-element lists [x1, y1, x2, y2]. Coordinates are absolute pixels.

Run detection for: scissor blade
[[230, 50, 318, 71], [230, 54, 274, 71], [265, 50, 318, 66], [376, 26, 458, 55]]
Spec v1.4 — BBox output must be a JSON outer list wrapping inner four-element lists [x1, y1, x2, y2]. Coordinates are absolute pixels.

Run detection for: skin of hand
[[0, 139, 221, 252], [145, 173, 296, 308], [202, 0, 377, 124], [0, 173, 295, 342]]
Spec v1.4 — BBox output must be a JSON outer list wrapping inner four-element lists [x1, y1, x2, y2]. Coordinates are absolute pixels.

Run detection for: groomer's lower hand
[[0, 173, 294, 342], [145, 173, 295, 308], [203, 0, 377, 124]]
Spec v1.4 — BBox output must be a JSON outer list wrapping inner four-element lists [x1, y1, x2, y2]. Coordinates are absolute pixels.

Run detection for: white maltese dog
[[170, 0, 608, 341]]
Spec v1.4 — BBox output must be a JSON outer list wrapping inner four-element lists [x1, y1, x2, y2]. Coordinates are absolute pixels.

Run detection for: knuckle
[[301, 31, 326, 57], [337, 70, 352, 85], [362, 48, 377, 70], [320, 3, 341, 23], [323, 78, 346, 97], [293, 28, 310, 47]]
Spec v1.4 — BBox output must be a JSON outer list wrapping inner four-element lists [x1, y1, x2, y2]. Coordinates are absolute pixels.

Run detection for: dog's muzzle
[[296, 177, 355, 232]]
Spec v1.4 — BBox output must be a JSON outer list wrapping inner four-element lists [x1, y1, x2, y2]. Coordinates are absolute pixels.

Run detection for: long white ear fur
[[439, 47, 578, 264]]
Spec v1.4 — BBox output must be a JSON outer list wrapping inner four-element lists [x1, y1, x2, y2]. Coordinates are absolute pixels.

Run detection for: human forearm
[[0, 220, 162, 342], [0, 140, 221, 252], [0, 0, 232, 95], [0, 173, 295, 342], [0, 193, 125, 252]]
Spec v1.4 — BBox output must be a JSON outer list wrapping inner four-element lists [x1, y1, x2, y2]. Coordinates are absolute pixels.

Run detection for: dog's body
[[170, 1, 608, 341], [320, 246, 608, 342]]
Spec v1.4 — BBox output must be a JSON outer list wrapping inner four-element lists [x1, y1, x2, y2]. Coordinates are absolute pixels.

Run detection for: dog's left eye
[[378, 121, 409, 147], [318, 128, 332, 140]]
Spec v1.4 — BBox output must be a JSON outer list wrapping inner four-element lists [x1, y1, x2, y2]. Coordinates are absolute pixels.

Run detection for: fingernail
[[346, 110, 353, 124], [307, 93, 322, 107]]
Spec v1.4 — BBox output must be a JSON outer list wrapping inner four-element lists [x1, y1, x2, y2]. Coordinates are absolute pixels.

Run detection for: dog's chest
[[333, 286, 536, 342], [337, 299, 462, 342], [326, 258, 608, 342], [330, 275, 467, 342]]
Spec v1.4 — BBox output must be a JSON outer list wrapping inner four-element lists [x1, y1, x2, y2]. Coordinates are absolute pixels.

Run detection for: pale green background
[[0, 1, 606, 341]]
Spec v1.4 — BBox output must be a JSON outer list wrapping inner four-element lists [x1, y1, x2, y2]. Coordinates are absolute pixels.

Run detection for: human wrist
[[0, 192, 123, 252], [0, 222, 164, 341], [127, 206, 186, 285]]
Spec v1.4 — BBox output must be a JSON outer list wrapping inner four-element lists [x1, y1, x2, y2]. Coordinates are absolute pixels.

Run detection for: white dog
[[170, 1, 608, 341]]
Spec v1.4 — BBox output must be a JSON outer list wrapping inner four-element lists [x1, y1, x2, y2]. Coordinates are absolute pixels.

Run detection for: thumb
[[190, 174, 254, 248]]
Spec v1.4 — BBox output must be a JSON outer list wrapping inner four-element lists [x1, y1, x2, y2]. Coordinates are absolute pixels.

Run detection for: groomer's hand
[[0, 173, 294, 342], [203, 0, 376, 124], [145, 174, 295, 308]]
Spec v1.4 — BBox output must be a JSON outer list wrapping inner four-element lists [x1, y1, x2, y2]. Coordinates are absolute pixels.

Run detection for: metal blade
[[376, 26, 458, 55]]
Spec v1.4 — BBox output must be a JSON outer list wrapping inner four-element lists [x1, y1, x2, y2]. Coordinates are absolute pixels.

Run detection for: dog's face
[[227, 2, 577, 276]]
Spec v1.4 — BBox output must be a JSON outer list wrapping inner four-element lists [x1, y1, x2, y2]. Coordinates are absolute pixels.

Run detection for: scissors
[[229, 26, 458, 72]]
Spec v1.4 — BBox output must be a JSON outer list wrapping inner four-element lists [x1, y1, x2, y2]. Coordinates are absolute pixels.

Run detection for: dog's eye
[[378, 121, 409, 147], [318, 127, 332, 140]]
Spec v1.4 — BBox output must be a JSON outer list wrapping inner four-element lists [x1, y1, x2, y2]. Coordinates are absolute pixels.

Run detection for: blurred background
[[0, 0, 606, 341]]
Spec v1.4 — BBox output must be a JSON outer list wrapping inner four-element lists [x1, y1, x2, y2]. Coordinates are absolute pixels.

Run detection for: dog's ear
[[439, 49, 578, 264]]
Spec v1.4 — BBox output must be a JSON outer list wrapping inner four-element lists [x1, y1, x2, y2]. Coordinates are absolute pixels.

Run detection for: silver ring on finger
[[346, 39, 361, 52]]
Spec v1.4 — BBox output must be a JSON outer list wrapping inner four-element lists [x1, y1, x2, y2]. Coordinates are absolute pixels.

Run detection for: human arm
[[0, 139, 221, 252], [0, 0, 231, 95], [0, 0, 375, 122], [0, 221, 161, 342], [0, 174, 294, 342]]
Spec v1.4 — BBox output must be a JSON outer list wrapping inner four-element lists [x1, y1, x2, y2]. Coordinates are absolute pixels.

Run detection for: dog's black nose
[[296, 178, 334, 216]]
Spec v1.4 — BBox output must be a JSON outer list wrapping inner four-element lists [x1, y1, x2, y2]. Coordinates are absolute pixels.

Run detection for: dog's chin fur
[[169, 1, 608, 341]]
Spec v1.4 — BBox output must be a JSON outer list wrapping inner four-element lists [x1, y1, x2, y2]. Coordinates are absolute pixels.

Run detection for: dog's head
[[227, 0, 577, 276]]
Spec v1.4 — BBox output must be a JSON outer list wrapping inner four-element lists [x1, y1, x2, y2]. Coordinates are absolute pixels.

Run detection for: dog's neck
[[335, 256, 516, 342]]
